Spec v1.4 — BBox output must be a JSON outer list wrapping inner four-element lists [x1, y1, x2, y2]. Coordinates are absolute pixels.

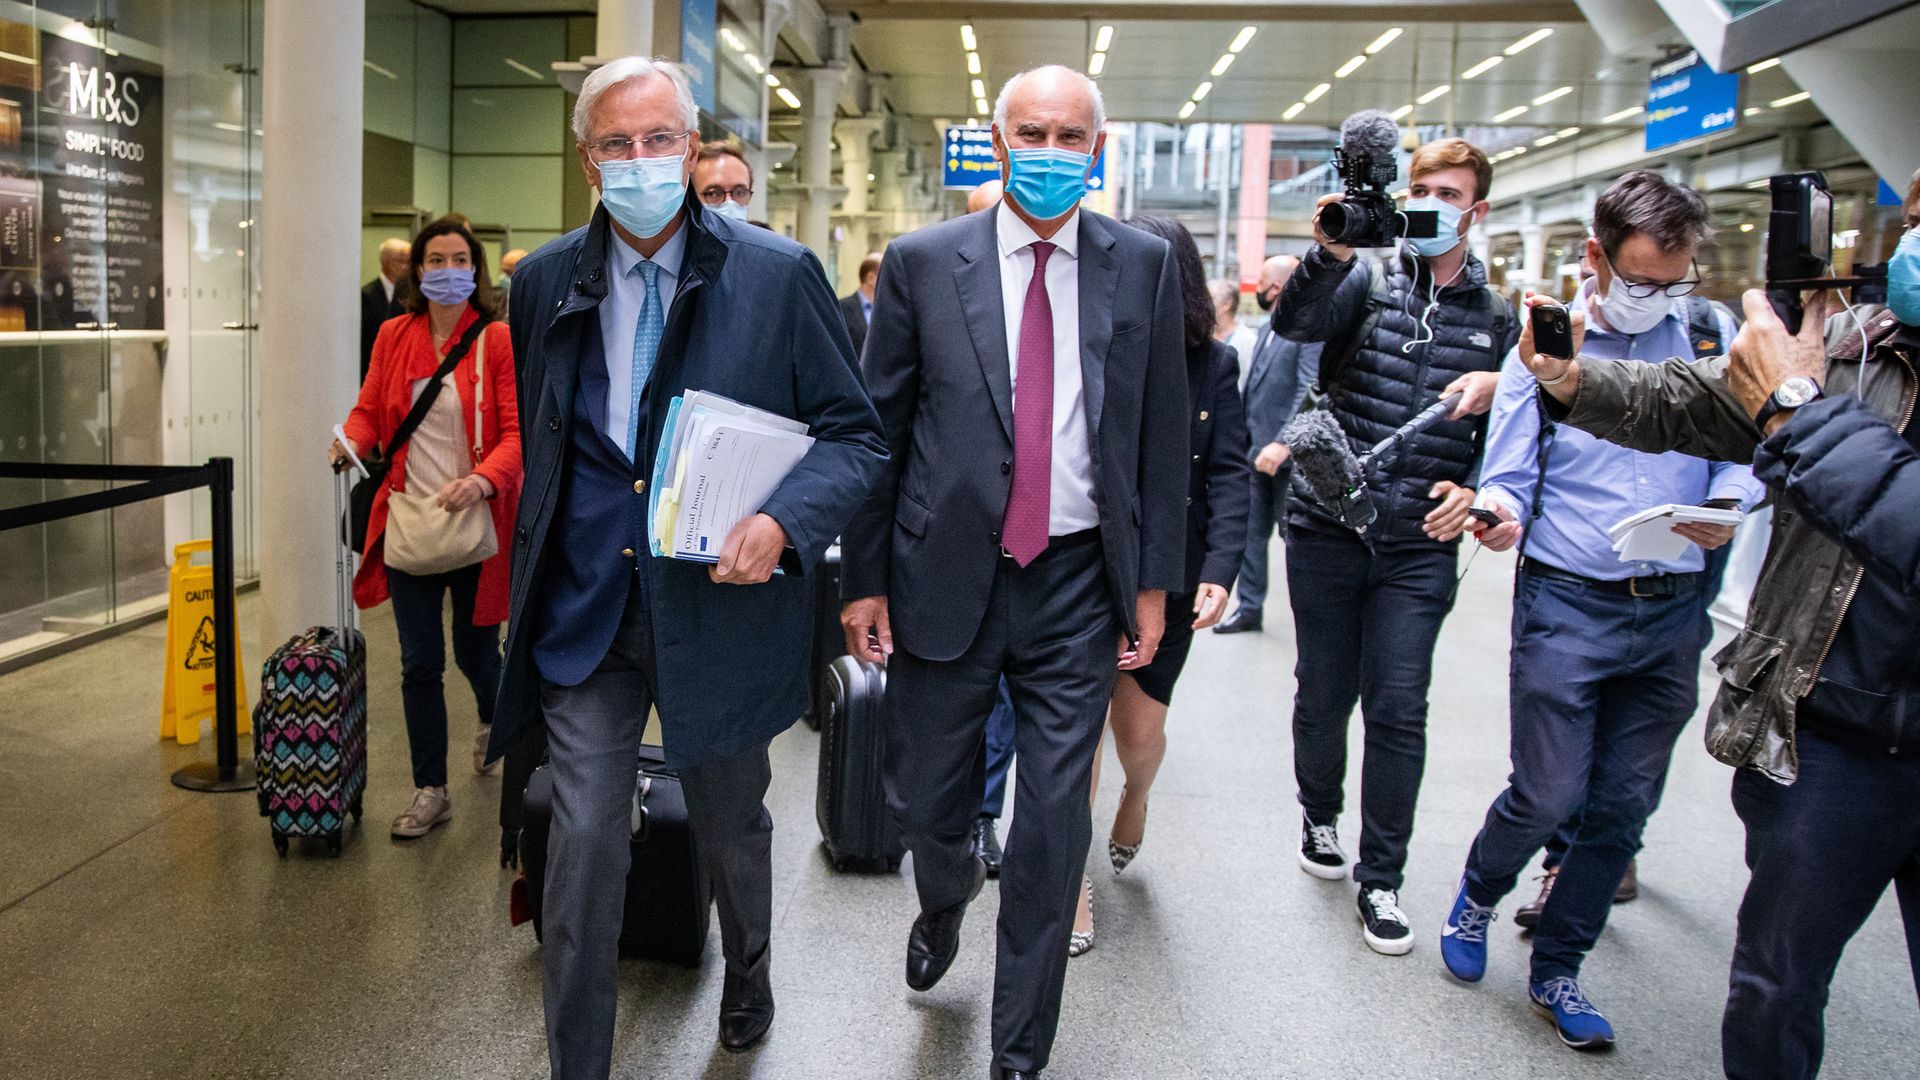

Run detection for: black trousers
[[1286, 527, 1458, 891], [1231, 467, 1289, 619], [885, 538, 1118, 1074], [1723, 723, 1920, 1079]]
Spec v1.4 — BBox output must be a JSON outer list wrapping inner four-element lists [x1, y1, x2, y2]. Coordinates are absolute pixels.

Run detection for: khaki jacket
[[1556, 308, 1917, 783]]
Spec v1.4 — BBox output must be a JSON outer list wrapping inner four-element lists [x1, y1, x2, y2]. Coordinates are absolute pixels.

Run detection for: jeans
[[1286, 528, 1458, 891], [1461, 569, 1707, 982], [386, 563, 502, 790], [980, 678, 1016, 818], [1723, 723, 1920, 1080]]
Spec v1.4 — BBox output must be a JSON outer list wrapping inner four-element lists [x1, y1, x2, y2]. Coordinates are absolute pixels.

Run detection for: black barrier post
[[171, 456, 255, 793]]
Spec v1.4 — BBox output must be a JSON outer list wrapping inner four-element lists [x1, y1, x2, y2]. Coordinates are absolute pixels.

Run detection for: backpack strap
[[1312, 257, 1390, 404], [1683, 295, 1724, 362]]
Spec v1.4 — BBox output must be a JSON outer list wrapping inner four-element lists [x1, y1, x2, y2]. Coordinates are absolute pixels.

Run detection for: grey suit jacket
[[840, 206, 1189, 661], [1243, 324, 1322, 446]]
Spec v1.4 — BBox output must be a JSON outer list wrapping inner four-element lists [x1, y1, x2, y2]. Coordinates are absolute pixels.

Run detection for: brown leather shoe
[[1513, 867, 1557, 930], [1613, 858, 1639, 904]]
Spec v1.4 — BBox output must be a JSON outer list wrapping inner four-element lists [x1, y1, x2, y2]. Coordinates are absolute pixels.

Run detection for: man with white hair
[[841, 65, 1188, 1080], [359, 236, 411, 377], [489, 57, 885, 1076]]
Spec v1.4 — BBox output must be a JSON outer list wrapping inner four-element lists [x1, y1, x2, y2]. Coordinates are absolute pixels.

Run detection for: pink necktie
[[1001, 241, 1055, 567]]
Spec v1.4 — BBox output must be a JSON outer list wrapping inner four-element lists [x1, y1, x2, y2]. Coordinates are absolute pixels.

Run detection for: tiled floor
[[1, 542, 1913, 1079]]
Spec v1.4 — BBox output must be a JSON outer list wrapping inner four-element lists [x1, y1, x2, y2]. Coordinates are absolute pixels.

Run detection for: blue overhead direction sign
[[943, 126, 997, 189], [1646, 48, 1740, 153]]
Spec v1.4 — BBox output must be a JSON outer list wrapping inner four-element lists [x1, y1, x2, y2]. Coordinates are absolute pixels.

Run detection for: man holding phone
[[1437, 171, 1763, 1050]]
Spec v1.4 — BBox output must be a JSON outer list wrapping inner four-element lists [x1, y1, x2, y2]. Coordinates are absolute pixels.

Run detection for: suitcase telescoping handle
[[331, 463, 360, 640]]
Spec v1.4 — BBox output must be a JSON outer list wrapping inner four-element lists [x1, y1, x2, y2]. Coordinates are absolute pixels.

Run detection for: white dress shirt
[[599, 222, 688, 451], [994, 204, 1099, 535], [380, 274, 396, 304], [1224, 323, 1258, 392]]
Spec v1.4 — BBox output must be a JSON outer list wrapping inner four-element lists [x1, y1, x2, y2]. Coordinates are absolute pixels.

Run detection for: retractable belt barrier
[[0, 457, 253, 793]]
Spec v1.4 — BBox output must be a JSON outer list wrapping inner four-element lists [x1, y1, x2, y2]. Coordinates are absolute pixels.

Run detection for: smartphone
[[1530, 302, 1575, 361], [1466, 506, 1504, 530]]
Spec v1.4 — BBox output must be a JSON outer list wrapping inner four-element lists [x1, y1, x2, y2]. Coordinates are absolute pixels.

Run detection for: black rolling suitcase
[[803, 544, 847, 730], [816, 655, 904, 871], [513, 746, 712, 966], [498, 721, 549, 868]]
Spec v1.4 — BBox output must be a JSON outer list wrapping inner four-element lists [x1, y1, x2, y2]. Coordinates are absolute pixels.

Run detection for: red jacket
[[343, 306, 521, 625]]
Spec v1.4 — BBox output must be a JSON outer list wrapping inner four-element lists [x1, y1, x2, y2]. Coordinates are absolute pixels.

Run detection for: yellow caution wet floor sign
[[161, 540, 249, 745]]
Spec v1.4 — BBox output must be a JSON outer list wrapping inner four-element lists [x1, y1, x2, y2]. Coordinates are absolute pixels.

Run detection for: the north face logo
[[1468, 331, 1493, 348]]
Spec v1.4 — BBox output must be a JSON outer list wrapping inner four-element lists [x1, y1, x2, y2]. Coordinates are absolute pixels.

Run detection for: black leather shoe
[[991, 1066, 1041, 1079], [718, 1002, 774, 1053], [971, 815, 1004, 878], [1212, 610, 1262, 634], [907, 857, 986, 991]]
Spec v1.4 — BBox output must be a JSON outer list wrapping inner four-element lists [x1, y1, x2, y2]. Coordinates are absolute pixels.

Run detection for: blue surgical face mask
[[418, 266, 475, 307], [1403, 195, 1467, 259], [596, 154, 688, 239], [1889, 227, 1920, 327], [710, 198, 750, 223], [1003, 146, 1094, 221]]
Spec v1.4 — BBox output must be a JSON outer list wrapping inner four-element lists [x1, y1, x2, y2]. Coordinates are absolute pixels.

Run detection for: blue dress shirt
[[599, 222, 688, 450], [1477, 281, 1764, 580]]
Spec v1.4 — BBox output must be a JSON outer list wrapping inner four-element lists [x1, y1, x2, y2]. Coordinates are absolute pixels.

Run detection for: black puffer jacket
[[1273, 244, 1517, 545]]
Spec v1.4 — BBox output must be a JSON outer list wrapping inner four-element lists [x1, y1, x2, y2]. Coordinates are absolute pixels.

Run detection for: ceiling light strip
[[1504, 28, 1553, 56]]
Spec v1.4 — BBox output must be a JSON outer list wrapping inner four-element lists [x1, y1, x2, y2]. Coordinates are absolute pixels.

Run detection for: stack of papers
[[649, 391, 814, 564], [1607, 503, 1743, 563]]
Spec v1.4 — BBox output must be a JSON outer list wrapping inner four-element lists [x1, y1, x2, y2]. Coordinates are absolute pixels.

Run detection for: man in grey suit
[[492, 58, 885, 1077], [840, 66, 1188, 1080], [1218, 254, 1322, 633]]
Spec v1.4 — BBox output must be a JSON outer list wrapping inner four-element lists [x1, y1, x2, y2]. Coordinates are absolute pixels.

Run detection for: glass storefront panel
[[0, 0, 261, 662]]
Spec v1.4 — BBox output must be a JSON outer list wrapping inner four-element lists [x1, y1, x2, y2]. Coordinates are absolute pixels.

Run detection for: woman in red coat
[[330, 216, 521, 839]]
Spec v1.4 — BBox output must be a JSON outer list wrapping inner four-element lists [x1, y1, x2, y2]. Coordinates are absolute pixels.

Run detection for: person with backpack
[[1439, 170, 1764, 1050], [1270, 136, 1517, 956]]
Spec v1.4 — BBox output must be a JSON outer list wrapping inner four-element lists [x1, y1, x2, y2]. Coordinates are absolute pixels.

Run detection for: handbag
[[344, 317, 490, 558]]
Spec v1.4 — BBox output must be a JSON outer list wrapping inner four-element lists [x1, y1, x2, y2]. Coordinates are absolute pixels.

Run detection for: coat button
[[550, 416, 560, 431], [989, 530, 999, 542], [1186, 496, 1194, 506], [633, 479, 646, 494], [1199, 410, 1209, 421], [516, 528, 528, 545], [621, 547, 635, 558], [589, 269, 602, 282], [1000, 461, 1011, 475], [1192, 453, 1201, 462]]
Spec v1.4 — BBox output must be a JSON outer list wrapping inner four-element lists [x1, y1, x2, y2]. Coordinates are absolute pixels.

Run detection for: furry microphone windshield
[[1283, 409, 1362, 508]]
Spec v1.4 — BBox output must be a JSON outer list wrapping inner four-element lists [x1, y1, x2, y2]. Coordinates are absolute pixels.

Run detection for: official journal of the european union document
[[650, 391, 813, 564]]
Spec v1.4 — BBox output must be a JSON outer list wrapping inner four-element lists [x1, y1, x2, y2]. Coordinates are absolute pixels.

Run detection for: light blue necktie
[[625, 260, 664, 460]]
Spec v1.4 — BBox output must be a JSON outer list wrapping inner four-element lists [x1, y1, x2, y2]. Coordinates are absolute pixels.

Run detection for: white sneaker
[[391, 787, 452, 838], [473, 724, 496, 775]]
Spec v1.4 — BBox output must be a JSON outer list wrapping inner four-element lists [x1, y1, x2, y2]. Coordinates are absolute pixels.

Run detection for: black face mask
[[1255, 288, 1278, 312]]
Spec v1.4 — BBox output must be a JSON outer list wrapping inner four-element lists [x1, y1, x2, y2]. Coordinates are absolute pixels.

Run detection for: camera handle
[[1767, 268, 1888, 334]]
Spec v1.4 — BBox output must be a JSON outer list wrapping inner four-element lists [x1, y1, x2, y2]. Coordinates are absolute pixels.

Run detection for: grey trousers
[[885, 539, 1119, 1074], [538, 582, 775, 1080]]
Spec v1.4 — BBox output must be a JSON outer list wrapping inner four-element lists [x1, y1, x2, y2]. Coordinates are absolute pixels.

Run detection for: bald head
[[500, 248, 528, 276], [993, 65, 1106, 137], [1254, 255, 1300, 311], [378, 237, 411, 283], [967, 178, 1003, 214]]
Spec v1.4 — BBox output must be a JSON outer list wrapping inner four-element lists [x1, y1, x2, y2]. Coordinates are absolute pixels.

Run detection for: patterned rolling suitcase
[[254, 470, 368, 856]]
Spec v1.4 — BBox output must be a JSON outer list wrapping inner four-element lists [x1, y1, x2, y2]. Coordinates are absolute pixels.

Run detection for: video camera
[[1765, 170, 1888, 333], [1319, 110, 1440, 249]]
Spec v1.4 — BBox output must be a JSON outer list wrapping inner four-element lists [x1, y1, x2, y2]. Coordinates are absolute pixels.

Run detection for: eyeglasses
[[585, 130, 694, 162], [1605, 254, 1702, 299], [698, 185, 753, 205]]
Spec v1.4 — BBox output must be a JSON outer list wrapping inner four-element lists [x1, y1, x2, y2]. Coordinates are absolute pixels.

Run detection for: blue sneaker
[[1529, 976, 1616, 1050], [1440, 878, 1498, 982]]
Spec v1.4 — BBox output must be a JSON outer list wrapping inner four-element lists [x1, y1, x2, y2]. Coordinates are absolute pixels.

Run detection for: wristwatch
[[1753, 376, 1822, 431]]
